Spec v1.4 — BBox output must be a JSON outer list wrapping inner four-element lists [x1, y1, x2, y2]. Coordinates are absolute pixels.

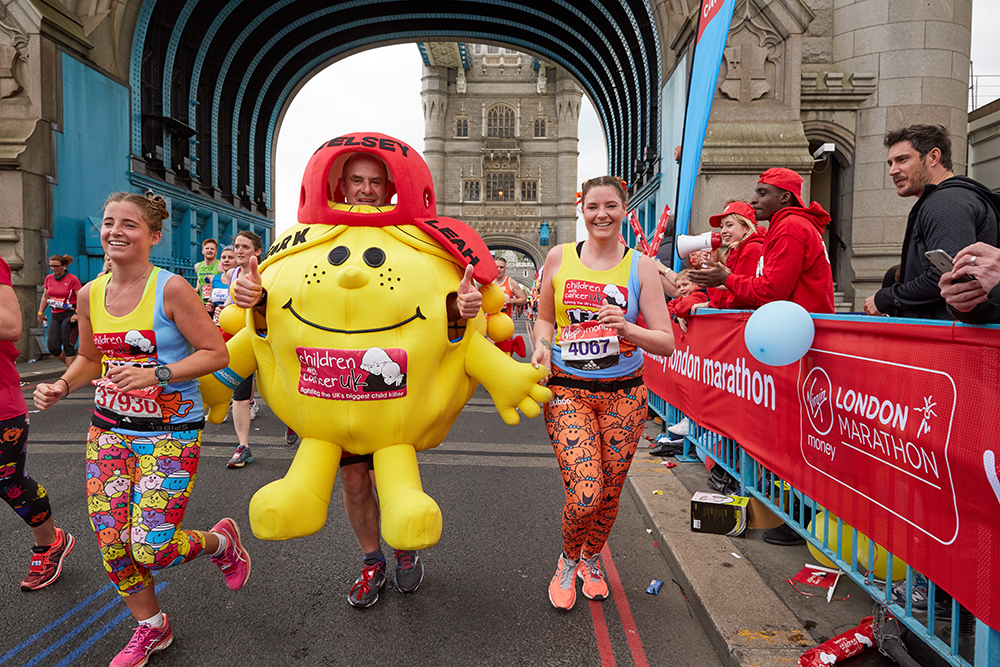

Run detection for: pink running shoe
[[209, 518, 251, 591], [20, 527, 75, 591], [548, 553, 578, 610], [577, 554, 609, 600], [110, 614, 173, 667]]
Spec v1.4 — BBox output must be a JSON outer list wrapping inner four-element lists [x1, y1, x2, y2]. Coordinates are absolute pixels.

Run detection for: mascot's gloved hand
[[465, 333, 551, 424], [199, 327, 259, 424]]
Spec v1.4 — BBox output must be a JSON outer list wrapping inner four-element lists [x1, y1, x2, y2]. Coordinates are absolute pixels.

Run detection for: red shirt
[[668, 291, 709, 319], [718, 228, 767, 309], [724, 203, 835, 314], [43, 272, 83, 312], [1, 257, 27, 419]]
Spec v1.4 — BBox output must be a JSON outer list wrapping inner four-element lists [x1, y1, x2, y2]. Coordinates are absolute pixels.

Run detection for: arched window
[[487, 105, 516, 138], [533, 118, 546, 138], [456, 118, 468, 138]]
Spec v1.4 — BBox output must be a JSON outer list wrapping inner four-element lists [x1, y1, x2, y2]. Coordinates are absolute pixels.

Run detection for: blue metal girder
[[129, 0, 159, 156], [186, 0, 245, 181], [131, 0, 658, 203], [160, 0, 200, 171], [243, 10, 627, 205], [260, 27, 623, 207]]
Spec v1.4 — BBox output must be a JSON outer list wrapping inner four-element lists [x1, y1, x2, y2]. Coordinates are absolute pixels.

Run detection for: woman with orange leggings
[[531, 176, 674, 610]]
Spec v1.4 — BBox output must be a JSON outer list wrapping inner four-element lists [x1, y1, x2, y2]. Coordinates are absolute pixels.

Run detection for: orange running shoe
[[548, 553, 578, 610], [577, 554, 609, 600]]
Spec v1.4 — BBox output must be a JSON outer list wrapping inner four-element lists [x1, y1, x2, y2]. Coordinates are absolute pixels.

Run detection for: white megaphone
[[676, 232, 722, 258]]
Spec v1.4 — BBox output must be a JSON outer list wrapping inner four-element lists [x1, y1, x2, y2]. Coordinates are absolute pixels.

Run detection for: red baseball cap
[[757, 167, 805, 207], [709, 201, 756, 228]]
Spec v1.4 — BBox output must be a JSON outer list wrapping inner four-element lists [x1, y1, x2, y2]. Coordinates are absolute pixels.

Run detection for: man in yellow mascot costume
[[199, 133, 550, 579]]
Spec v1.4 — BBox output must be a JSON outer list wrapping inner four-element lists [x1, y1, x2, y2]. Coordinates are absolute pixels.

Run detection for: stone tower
[[419, 42, 582, 268]]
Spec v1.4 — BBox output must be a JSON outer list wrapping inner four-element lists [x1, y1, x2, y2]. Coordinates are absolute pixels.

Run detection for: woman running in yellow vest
[[34, 191, 248, 667], [531, 176, 674, 610]]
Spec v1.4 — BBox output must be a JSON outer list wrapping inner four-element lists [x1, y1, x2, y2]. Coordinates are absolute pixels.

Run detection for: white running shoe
[[667, 417, 690, 437]]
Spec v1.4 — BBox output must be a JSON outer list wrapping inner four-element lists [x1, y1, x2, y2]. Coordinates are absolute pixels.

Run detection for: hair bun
[[144, 190, 169, 221]]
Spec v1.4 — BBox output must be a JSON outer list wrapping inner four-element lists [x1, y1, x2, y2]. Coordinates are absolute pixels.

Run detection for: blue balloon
[[744, 301, 815, 366]]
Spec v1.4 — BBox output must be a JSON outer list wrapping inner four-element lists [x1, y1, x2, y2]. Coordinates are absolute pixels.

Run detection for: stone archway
[[482, 233, 545, 270]]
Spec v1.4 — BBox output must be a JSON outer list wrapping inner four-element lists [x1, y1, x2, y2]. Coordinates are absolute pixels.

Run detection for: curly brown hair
[[104, 191, 169, 233]]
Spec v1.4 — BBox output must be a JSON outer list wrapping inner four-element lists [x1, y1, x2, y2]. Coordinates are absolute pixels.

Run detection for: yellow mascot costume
[[199, 132, 550, 550]]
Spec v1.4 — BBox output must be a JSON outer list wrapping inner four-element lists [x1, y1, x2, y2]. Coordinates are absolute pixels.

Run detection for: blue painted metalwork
[[550, 0, 633, 175], [135, 0, 654, 217], [54, 53, 133, 284], [616, 0, 656, 167], [160, 0, 200, 172], [262, 28, 619, 206], [417, 43, 431, 66], [584, 0, 642, 174], [244, 6, 625, 205], [128, 0, 159, 156], [186, 0, 244, 180], [458, 43, 470, 69], [639, 0, 664, 162], [211, 0, 295, 189], [237, 5, 353, 195]]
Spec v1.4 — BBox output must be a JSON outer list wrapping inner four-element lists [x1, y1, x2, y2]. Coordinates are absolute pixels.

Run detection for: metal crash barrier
[[647, 396, 1000, 667], [644, 309, 1000, 667]]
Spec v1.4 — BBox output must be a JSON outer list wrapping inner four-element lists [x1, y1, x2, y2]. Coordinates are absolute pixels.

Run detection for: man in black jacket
[[865, 124, 999, 320]]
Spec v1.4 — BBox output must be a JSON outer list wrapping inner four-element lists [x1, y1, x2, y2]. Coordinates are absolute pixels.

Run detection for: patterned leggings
[[85, 425, 206, 596], [1, 413, 52, 528], [543, 368, 648, 560]]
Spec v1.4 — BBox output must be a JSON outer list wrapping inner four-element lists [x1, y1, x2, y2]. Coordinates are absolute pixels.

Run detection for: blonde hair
[[104, 191, 169, 233], [675, 269, 691, 282], [721, 199, 757, 250]]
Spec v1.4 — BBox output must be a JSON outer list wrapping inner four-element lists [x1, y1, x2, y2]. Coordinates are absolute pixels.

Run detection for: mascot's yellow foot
[[380, 488, 443, 551], [249, 478, 330, 540]]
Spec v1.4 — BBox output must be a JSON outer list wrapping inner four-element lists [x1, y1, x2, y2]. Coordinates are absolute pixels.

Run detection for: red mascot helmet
[[297, 131, 497, 284]]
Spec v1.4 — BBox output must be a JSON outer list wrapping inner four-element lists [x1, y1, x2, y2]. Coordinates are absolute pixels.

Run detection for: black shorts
[[233, 373, 254, 401], [341, 453, 373, 467]]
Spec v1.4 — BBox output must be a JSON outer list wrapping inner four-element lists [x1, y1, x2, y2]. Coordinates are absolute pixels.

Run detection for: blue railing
[[647, 396, 1000, 667]]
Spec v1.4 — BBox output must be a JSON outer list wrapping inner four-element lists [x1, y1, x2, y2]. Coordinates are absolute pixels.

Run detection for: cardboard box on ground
[[690, 492, 749, 537]]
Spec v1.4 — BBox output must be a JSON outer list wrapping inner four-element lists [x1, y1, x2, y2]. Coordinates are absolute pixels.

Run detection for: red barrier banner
[[643, 312, 1000, 632]]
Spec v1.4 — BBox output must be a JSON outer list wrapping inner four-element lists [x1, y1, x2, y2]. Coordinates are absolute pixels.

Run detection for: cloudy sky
[[274, 14, 997, 234]]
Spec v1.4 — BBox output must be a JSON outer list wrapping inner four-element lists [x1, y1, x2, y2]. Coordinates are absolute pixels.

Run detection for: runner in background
[[222, 231, 262, 468], [2, 254, 76, 592], [38, 255, 82, 368], [494, 257, 527, 317], [194, 239, 220, 314], [209, 245, 237, 324]]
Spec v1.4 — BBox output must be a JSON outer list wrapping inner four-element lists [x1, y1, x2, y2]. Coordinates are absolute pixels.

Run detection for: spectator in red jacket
[[705, 201, 767, 309], [689, 168, 835, 315], [668, 270, 709, 332]]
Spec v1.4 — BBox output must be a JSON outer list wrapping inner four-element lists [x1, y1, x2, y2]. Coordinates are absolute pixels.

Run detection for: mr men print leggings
[[0, 414, 52, 527], [86, 425, 206, 596], [543, 369, 648, 560]]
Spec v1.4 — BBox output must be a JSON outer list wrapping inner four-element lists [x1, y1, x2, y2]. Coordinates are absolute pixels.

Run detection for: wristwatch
[[154, 365, 173, 386]]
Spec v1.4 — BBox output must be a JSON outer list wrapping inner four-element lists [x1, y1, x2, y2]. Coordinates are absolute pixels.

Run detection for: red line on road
[[589, 597, 617, 666], [602, 543, 649, 667]]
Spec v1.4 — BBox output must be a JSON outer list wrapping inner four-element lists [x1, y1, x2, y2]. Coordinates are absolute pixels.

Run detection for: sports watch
[[154, 365, 172, 386]]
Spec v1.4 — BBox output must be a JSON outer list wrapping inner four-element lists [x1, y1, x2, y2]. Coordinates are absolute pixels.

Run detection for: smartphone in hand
[[925, 249, 974, 283]]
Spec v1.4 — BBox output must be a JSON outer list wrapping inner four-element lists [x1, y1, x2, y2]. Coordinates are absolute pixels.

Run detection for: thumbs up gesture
[[232, 256, 264, 309], [455, 264, 482, 319]]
